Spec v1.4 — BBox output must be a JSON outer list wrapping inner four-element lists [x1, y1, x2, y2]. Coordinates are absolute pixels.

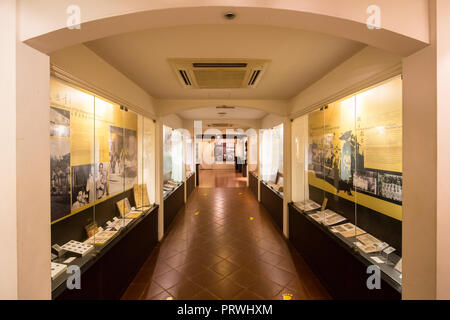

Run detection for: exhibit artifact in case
[[49, 78, 157, 290], [290, 76, 403, 295]]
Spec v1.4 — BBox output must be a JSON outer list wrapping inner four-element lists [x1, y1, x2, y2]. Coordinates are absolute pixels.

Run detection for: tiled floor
[[122, 169, 330, 300]]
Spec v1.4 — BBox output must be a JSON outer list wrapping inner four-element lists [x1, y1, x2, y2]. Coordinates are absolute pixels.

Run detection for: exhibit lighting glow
[[376, 126, 385, 134], [56, 125, 67, 136]]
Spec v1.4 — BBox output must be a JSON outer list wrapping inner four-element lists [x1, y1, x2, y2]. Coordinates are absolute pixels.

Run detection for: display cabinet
[[259, 124, 284, 230], [289, 76, 402, 299], [184, 132, 196, 199], [162, 125, 185, 229], [49, 78, 158, 299]]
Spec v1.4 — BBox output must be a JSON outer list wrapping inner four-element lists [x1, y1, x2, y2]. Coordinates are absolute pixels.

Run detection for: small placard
[[63, 257, 76, 264], [371, 256, 385, 264], [383, 247, 396, 255]]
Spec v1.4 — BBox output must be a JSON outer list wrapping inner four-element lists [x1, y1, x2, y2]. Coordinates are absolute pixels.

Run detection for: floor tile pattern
[[122, 170, 330, 300]]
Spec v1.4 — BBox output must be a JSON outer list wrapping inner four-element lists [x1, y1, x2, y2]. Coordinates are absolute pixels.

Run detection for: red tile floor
[[121, 169, 330, 300]]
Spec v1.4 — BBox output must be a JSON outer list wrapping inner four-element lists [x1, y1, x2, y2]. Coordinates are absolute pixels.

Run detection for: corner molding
[[50, 63, 157, 120], [289, 63, 402, 119]]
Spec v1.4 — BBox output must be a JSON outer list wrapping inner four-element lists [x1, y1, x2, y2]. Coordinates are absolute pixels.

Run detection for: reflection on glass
[[291, 76, 403, 287], [49, 78, 156, 287]]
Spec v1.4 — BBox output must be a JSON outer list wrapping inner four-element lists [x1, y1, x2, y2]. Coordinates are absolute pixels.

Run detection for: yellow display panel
[[50, 78, 138, 224], [307, 76, 402, 221]]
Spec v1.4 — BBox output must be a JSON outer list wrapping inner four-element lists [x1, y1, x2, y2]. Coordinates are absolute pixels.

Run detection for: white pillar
[[402, 0, 450, 300], [0, 0, 51, 299]]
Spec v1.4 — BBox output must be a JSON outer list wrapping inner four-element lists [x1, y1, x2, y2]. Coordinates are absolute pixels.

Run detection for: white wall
[[260, 113, 286, 129], [16, 37, 51, 300], [160, 113, 183, 129], [0, 0, 19, 300], [0, 0, 51, 299]]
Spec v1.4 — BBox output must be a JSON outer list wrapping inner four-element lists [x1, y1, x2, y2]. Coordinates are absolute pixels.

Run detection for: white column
[[0, 0, 51, 299], [0, 0, 19, 300]]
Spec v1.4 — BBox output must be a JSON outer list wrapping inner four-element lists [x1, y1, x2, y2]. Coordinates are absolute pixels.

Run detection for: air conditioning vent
[[170, 59, 269, 89], [216, 105, 235, 109], [193, 62, 248, 68], [208, 123, 233, 128], [248, 70, 261, 86], [178, 69, 191, 86]]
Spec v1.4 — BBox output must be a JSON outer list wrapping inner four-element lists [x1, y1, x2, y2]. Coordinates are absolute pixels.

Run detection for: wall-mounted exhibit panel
[[49, 78, 157, 297], [290, 76, 402, 297]]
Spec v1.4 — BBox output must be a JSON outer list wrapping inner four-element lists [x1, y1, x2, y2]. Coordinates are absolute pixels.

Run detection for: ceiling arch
[[155, 99, 288, 117], [21, 1, 429, 56]]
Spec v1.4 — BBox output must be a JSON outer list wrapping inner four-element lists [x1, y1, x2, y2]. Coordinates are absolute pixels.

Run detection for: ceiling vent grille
[[170, 59, 269, 89], [208, 123, 234, 128], [216, 105, 235, 109]]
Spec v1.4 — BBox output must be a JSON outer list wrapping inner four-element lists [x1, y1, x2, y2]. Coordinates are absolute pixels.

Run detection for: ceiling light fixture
[[224, 12, 236, 20]]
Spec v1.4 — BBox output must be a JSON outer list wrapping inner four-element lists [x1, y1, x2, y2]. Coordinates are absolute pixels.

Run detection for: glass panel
[[50, 78, 155, 290], [247, 129, 258, 173], [304, 108, 325, 218], [185, 130, 194, 177], [291, 76, 403, 289], [172, 129, 184, 182], [354, 76, 402, 284], [143, 116, 156, 206], [291, 115, 308, 204], [50, 78, 96, 285]]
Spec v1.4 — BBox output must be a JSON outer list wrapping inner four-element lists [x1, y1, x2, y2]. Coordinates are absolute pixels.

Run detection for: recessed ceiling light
[[224, 12, 236, 20]]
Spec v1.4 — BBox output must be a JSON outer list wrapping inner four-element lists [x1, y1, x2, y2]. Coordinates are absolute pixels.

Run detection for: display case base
[[53, 205, 159, 300], [260, 181, 283, 232], [164, 182, 185, 230], [288, 203, 401, 300], [249, 172, 258, 199]]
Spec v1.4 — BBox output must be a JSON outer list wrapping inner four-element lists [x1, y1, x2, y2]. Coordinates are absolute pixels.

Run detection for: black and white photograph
[[95, 162, 109, 200], [71, 164, 95, 210], [50, 140, 71, 221], [109, 125, 125, 195], [50, 106, 70, 138], [378, 172, 402, 203], [353, 170, 378, 195], [124, 128, 137, 189]]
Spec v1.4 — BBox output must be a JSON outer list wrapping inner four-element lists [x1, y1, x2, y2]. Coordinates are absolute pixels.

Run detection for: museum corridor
[[121, 170, 329, 300]]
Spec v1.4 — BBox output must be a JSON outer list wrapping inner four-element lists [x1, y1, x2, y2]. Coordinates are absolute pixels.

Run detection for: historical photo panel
[[71, 164, 95, 210], [109, 126, 125, 195], [124, 128, 137, 190], [50, 107, 70, 138], [50, 139, 71, 221]]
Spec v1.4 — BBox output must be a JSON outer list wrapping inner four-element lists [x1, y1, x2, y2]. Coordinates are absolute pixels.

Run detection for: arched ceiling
[[85, 24, 364, 100]]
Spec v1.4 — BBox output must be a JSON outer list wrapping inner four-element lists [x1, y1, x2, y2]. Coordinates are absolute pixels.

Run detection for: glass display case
[[49, 78, 156, 291], [184, 130, 194, 179], [291, 76, 403, 290], [162, 125, 184, 199], [259, 123, 284, 196]]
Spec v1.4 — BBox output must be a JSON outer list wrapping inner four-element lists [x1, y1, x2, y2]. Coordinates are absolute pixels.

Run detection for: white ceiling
[[86, 24, 364, 101], [178, 106, 267, 120]]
